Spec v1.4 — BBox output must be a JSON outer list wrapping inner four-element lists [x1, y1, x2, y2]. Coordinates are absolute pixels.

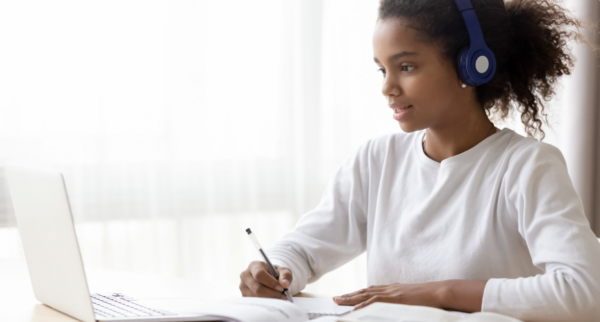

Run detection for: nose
[[381, 74, 401, 97]]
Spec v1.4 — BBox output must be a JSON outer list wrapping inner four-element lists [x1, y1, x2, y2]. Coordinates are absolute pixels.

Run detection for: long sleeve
[[481, 142, 600, 321], [266, 140, 371, 295]]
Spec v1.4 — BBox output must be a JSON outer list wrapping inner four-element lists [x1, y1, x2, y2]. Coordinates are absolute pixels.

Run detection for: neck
[[423, 106, 495, 163]]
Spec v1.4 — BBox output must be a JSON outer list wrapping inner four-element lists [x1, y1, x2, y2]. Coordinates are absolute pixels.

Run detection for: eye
[[401, 65, 415, 72], [377, 68, 386, 77]]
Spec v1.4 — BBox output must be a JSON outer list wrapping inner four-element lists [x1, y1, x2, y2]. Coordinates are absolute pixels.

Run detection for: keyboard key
[[91, 293, 176, 318]]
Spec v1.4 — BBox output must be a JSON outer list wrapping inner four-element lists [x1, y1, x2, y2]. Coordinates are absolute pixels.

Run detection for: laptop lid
[[5, 163, 96, 322]]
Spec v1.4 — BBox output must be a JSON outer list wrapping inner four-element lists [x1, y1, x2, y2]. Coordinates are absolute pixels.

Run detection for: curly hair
[[378, 0, 593, 140]]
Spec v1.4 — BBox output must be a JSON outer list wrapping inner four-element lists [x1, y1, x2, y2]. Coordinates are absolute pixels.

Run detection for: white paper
[[338, 302, 462, 322], [310, 316, 342, 322], [204, 297, 309, 322], [338, 302, 523, 322], [292, 297, 354, 316]]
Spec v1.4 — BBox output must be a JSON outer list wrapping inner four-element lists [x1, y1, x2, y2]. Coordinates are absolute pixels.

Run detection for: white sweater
[[267, 128, 600, 322]]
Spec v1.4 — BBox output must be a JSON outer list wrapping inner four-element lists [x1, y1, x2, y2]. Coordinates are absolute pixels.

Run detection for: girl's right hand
[[239, 261, 293, 300]]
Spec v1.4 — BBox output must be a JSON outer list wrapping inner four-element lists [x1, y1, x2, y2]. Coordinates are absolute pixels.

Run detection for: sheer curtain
[[0, 0, 597, 295], [0, 0, 385, 294]]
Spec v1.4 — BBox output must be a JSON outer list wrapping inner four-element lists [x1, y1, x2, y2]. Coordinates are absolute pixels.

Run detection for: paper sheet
[[292, 297, 353, 318], [310, 316, 341, 322]]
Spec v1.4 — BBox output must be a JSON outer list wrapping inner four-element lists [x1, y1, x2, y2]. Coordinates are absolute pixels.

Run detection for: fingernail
[[275, 285, 284, 292], [281, 295, 288, 300], [333, 296, 341, 301], [282, 279, 289, 287]]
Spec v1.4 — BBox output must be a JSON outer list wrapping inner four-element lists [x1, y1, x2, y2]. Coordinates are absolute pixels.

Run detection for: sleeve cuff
[[268, 255, 308, 296], [481, 278, 503, 313]]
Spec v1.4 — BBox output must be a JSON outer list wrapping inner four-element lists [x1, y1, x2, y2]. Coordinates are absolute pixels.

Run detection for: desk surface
[[1, 259, 322, 322]]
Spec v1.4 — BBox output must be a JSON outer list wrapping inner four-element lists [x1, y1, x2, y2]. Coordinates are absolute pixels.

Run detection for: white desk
[[1, 259, 321, 321]]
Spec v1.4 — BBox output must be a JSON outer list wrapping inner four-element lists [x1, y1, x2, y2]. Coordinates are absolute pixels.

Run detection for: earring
[[461, 83, 467, 88]]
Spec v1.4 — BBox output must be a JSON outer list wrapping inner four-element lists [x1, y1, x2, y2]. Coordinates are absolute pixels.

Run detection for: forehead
[[372, 18, 439, 62]]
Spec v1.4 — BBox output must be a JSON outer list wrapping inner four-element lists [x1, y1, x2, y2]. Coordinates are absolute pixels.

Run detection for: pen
[[245, 228, 293, 303]]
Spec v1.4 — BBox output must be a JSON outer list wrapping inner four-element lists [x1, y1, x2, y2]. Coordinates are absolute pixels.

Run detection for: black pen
[[245, 228, 293, 303]]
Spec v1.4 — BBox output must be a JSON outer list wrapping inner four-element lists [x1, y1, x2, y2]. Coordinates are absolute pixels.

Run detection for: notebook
[[175, 297, 353, 322], [292, 297, 354, 319], [337, 302, 524, 322]]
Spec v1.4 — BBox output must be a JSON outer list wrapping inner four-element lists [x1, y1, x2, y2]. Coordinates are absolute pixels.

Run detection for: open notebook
[[292, 297, 353, 319], [337, 302, 523, 322], [138, 297, 519, 322], [157, 297, 352, 322]]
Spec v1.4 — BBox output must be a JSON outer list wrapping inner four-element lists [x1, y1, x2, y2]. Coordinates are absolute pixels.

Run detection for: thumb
[[276, 266, 293, 289]]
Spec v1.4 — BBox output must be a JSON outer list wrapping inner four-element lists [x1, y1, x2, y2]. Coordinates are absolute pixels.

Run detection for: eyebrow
[[373, 51, 418, 64]]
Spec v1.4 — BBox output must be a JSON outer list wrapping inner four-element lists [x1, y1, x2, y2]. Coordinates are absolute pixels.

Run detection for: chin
[[398, 121, 423, 133]]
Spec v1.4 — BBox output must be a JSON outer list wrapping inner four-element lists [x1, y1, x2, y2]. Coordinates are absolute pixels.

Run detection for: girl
[[239, 0, 600, 321]]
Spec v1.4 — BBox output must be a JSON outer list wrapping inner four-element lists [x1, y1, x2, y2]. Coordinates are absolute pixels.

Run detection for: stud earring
[[461, 83, 467, 88]]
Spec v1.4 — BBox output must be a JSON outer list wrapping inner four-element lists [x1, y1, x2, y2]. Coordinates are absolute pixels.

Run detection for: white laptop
[[4, 163, 221, 322]]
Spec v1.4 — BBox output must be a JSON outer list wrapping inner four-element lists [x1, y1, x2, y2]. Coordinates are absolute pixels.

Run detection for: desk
[[1, 260, 322, 322]]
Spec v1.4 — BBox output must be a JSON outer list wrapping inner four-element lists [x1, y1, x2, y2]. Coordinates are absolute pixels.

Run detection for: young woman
[[239, 0, 600, 320]]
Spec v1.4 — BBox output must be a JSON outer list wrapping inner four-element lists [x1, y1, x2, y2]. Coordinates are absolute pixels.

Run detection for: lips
[[389, 104, 413, 113], [390, 104, 413, 122]]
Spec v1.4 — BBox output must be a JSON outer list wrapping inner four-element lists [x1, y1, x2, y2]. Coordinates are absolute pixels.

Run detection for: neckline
[[414, 128, 509, 169]]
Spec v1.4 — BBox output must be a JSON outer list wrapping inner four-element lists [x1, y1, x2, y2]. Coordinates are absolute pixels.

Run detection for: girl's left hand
[[333, 281, 446, 311]]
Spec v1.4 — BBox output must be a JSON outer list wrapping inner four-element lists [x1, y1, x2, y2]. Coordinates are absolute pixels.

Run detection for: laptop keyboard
[[91, 293, 177, 319]]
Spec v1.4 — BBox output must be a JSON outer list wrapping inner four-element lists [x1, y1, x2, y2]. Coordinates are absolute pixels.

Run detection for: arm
[[335, 143, 600, 319], [481, 143, 600, 321], [439, 279, 487, 313], [333, 279, 488, 311], [266, 140, 372, 295]]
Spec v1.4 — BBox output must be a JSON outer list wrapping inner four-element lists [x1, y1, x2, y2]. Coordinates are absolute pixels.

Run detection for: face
[[373, 18, 465, 132]]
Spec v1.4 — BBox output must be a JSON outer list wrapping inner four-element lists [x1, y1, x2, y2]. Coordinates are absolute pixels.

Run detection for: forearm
[[438, 279, 487, 313]]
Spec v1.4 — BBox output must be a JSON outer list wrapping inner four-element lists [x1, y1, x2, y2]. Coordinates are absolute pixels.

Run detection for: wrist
[[436, 279, 486, 313], [436, 280, 453, 310]]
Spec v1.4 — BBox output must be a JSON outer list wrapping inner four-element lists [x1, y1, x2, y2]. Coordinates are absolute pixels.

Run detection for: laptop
[[5, 163, 220, 322]]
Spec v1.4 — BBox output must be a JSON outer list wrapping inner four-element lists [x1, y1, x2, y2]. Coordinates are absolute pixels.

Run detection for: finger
[[275, 266, 293, 289], [334, 287, 383, 305], [246, 277, 287, 299], [250, 262, 285, 292], [239, 270, 253, 294], [239, 283, 252, 297], [334, 290, 378, 306], [241, 268, 283, 298], [354, 295, 391, 311], [337, 286, 383, 299]]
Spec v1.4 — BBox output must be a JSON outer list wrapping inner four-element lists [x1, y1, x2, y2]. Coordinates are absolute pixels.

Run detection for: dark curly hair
[[378, 0, 593, 140]]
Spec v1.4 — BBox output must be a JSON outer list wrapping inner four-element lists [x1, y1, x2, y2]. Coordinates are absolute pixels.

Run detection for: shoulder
[[497, 130, 571, 199], [500, 129, 566, 170]]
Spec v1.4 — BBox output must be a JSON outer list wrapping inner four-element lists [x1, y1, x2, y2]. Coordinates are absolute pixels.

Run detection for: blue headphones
[[453, 0, 496, 86]]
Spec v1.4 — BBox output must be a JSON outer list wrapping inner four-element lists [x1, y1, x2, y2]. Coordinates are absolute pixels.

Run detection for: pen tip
[[246, 228, 251, 234]]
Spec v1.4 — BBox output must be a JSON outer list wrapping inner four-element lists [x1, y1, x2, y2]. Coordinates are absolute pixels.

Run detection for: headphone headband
[[452, 0, 496, 86], [454, 0, 486, 50]]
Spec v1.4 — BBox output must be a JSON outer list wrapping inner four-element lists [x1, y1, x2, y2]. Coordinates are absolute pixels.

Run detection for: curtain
[[0, 0, 390, 225], [0, 0, 382, 294], [560, 0, 600, 235], [0, 0, 597, 294]]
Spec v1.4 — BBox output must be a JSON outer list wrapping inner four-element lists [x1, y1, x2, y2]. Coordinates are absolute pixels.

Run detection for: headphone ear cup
[[456, 47, 471, 86]]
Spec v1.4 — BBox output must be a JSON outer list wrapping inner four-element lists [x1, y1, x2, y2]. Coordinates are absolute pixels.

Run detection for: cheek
[[400, 75, 437, 111], [403, 71, 456, 113]]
